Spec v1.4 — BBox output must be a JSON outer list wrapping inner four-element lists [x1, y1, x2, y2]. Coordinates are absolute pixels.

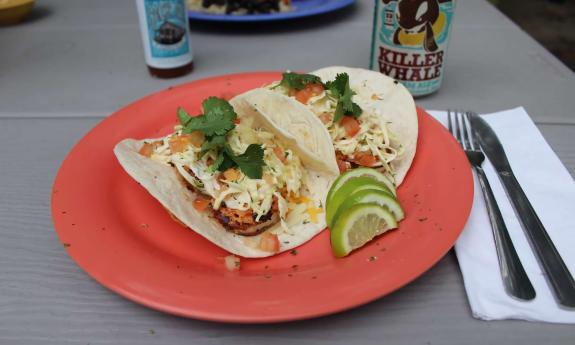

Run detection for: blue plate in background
[[188, 0, 355, 22]]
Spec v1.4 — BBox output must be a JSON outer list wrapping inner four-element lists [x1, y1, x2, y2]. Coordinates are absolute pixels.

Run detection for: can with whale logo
[[369, 0, 456, 96]]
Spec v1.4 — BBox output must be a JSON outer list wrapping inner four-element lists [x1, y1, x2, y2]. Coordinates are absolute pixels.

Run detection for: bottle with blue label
[[136, 0, 194, 78], [369, 0, 455, 96]]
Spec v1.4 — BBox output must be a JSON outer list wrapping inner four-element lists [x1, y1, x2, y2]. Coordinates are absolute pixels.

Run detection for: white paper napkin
[[428, 107, 575, 324]]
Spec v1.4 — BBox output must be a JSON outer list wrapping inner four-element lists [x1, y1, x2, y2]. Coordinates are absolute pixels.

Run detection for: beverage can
[[369, 0, 456, 96]]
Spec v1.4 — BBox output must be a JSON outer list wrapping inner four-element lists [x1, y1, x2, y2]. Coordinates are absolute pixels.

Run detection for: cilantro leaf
[[324, 73, 347, 97], [177, 107, 192, 126], [201, 135, 226, 156], [333, 102, 345, 123], [182, 97, 237, 136], [213, 151, 236, 172], [325, 73, 363, 122], [228, 144, 265, 179], [209, 152, 225, 173], [216, 144, 264, 179], [278, 72, 323, 90]]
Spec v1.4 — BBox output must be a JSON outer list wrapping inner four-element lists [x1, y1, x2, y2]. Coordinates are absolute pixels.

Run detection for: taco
[[266, 66, 418, 186], [114, 90, 338, 258]]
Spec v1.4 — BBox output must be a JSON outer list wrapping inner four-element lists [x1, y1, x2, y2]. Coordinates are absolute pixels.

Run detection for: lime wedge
[[325, 176, 392, 226], [329, 189, 404, 228], [326, 168, 396, 208], [331, 203, 398, 257]]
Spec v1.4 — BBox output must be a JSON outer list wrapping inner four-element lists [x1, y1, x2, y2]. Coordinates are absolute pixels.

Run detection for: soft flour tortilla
[[311, 66, 418, 185], [114, 92, 338, 258], [230, 88, 339, 176]]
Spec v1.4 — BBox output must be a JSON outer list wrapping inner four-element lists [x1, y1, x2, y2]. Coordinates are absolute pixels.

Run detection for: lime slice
[[325, 176, 392, 226], [326, 168, 396, 208], [329, 189, 404, 228], [331, 203, 398, 257]]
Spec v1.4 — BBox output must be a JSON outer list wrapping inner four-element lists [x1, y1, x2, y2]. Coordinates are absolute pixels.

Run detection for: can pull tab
[[424, 21, 438, 52]]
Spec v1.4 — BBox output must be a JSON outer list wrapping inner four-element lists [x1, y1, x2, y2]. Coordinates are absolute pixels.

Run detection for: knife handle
[[499, 172, 575, 307], [475, 167, 535, 300]]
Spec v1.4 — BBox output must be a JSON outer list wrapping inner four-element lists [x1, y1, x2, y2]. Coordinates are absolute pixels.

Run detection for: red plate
[[52, 72, 473, 323]]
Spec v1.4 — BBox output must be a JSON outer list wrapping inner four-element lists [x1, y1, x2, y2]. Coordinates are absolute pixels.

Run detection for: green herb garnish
[[226, 144, 265, 179], [277, 72, 362, 122], [200, 135, 226, 156], [277, 72, 323, 90], [325, 73, 363, 122], [178, 97, 264, 179], [179, 97, 237, 136], [209, 144, 264, 179]]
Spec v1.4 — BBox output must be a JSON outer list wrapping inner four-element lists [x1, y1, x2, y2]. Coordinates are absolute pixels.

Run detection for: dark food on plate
[[188, 0, 292, 15]]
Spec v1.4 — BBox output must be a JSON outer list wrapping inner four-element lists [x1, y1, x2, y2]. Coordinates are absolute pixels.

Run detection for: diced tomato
[[319, 112, 332, 125], [169, 135, 192, 153], [192, 197, 211, 212], [340, 116, 361, 137], [354, 152, 379, 167], [258, 232, 280, 253], [308, 83, 324, 95], [273, 147, 287, 163], [223, 168, 241, 181], [170, 133, 205, 152], [138, 140, 162, 157], [138, 142, 154, 157], [234, 118, 241, 124], [291, 83, 324, 104], [336, 159, 349, 174]]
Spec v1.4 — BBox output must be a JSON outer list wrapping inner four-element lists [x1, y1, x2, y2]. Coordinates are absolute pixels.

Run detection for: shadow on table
[[20, 4, 53, 25], [187, 3, 359, 35]]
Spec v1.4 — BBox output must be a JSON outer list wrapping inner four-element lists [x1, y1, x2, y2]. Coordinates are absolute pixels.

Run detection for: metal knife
[[469, 113, 575, 307]]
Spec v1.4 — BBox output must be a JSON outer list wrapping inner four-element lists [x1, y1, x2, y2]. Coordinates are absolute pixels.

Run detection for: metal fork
[[448, 110, 536, 301]]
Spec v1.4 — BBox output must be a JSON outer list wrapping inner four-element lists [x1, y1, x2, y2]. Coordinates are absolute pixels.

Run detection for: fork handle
[[475, 166, 536, 300], [499, 172, 575, 307]]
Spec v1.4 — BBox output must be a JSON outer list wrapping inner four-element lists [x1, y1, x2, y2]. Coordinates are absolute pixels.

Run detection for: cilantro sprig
[[215, 144, 265, 179], [276, 72, 323, 90], [177, 97, 265, 179], [276, 71, 362, 122], [325, 73, 362, 122], [179, 97, 237, 136]]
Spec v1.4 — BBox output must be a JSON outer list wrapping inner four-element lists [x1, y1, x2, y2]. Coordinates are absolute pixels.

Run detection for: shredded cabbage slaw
[[147, 118, 315, 222], [269, 82, 404, 180]]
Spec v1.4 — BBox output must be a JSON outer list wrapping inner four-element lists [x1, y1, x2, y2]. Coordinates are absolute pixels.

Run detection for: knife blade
[[469, 113, 575, 307]]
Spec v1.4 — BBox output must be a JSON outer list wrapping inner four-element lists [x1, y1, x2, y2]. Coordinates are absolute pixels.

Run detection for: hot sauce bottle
[[135, 0, 194, 78]]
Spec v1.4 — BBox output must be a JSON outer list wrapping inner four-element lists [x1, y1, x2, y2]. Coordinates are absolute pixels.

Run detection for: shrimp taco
[[266, 66, 418, 186], [114, 90, 338, 258]]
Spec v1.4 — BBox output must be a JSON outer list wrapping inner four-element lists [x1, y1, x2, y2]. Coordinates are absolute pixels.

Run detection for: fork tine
[[460, 111, 473, 150], [454, 110, 464, 148], [448, 109, 461, 144], [466, 112, 481, 150]]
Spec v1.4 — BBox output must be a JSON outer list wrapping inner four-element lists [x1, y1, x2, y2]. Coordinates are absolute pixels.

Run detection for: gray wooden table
[[1, 0, 574, 344]]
